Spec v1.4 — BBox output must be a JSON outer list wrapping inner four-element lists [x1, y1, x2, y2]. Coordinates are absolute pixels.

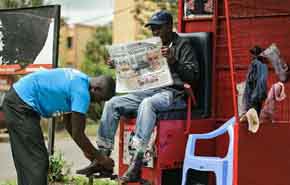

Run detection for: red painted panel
[[181, 1, 290, 183], [158, 119, 216, 169], [215, 121, 230, 157], [118, 119, 217, 185], [238, 123, 290, 185], [230, 0, 290, 16], [117, 1, 290, 184], [231, 17, 290, 65], [215, 70, 234, 118], [184, 20, 213, 33], [118, 118, 160, 185]]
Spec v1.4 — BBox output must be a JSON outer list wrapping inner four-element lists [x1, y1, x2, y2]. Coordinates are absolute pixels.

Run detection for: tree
[[81, 24, 115, 77], [132, 0, 178, 39], [81, 24, 115, 121], [0, 0, 43, 8]]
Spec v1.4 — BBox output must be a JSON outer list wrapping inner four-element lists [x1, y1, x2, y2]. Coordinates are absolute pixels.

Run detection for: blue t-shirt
[[13, 68, 90, 118]]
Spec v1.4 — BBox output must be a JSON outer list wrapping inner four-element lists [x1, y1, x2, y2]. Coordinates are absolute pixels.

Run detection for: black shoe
[[119, 151, 143, 183], [76, 157, 114, 176]]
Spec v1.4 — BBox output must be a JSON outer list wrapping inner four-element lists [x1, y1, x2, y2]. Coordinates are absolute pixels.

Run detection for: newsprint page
[[107, 37, 173, 93]]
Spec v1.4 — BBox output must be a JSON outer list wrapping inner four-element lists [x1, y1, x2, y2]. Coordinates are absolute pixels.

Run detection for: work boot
[[76, 155, 114, 176], [119, 151, 144, 184]]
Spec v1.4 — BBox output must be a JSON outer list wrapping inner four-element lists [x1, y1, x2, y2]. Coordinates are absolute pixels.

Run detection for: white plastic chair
[[181, 117, 236, 185]]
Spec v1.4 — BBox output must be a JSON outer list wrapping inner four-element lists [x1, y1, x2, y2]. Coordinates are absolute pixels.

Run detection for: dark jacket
[[242, 58, 268, 114], [169, 32, 200, 89]]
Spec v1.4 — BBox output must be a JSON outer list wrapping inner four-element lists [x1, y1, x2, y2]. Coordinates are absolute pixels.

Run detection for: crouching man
[[3, 68, 115, 185]]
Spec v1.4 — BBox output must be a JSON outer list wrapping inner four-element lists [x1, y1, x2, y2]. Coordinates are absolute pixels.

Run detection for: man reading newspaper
[[106, 36, 174, 93], [77, 10, 200, 184]]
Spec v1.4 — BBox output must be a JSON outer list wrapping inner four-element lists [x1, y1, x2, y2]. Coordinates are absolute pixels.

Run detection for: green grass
[[0, 181, 16, 185], [71, 176, 117, 185], [54, 122, 99, 139], [0, 178, 117, 185], [84, 121, 100, 137], [41, 119, 99, 139]]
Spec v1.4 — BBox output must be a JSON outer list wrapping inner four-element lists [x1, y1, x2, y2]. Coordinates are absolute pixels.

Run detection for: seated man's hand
[[106, 58, 115, 68], [161, 46, 175, 64]]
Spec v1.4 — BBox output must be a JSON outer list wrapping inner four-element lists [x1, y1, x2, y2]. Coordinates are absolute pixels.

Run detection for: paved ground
[[0, 137, 16, 181], [0, 135, 118, 181]]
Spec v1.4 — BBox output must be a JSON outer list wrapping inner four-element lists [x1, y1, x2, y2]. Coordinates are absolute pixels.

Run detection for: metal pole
[[47, 118, 56, 156], [48, 5, 60, 156], [88, 176, 94, 185], [224, 0, 239, 185]]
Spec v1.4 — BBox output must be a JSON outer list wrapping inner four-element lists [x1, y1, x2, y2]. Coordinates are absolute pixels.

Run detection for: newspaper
[[107, 37, 173, 93]]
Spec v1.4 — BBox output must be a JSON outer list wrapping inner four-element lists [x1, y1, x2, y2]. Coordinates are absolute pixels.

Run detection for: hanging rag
[[236, 81, 246, 116], [260, 43, 289, 82], [259, 82, 286, 123], [240, 108, 260, 133], [242, 58, 268, 115]]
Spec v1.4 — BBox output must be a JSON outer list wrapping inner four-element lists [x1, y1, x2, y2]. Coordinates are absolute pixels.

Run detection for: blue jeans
[[97, 88, 186, 149]]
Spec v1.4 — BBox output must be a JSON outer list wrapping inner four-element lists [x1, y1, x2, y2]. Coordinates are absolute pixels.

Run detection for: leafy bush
[[47, 152, 117, 185], [1, 152, 117, 185], [48, 152, 71, 183]]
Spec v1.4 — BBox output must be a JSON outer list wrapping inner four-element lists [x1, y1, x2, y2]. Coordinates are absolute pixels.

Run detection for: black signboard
[[0, 5, 60, 72]]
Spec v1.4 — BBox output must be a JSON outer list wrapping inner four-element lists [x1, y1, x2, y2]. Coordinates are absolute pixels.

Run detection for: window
[[67, 36, 73, 49], [184, 0, 213, 18]]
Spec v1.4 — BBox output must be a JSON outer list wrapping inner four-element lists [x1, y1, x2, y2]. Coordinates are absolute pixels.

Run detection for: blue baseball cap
[[145, 10, 173, 27]]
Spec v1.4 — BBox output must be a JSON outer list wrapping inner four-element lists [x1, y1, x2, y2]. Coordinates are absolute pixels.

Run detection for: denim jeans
[[97, 88, 186, 149]]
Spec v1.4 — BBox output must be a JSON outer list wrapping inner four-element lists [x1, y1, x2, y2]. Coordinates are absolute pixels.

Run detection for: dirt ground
[[0, 135, 119, 181]]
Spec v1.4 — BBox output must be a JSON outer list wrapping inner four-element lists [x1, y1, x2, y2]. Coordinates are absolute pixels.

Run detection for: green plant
[[70, 176, 117, 185], [48, 152, 71, 183], [0, 168, 117, 185]]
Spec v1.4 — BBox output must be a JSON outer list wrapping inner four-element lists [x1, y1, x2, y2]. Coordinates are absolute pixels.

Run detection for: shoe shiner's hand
[[76, 156, 114, 176]]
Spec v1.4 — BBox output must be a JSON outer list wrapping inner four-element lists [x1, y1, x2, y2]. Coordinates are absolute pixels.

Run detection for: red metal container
[[118, 1, 290, 184]]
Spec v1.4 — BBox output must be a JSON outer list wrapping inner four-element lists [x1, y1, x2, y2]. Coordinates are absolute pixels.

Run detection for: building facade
[[59, 23, 96, 68], [113, 0, 138, 43]]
